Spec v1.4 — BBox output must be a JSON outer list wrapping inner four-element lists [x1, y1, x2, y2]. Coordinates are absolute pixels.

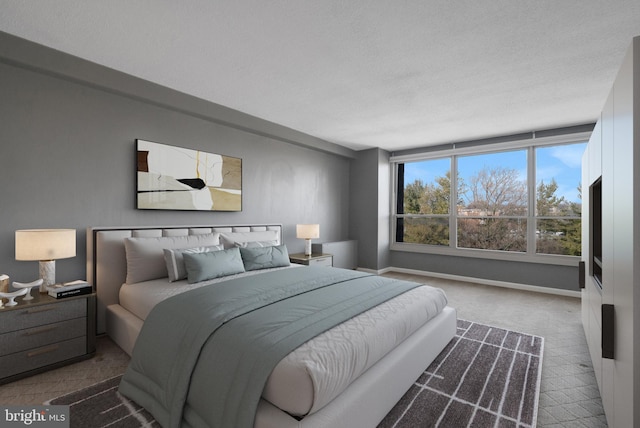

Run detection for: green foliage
[[403, 179, 424, 214], [403, 219, 449, 246], [401, 166, 582, 256], [420, 172, 454, 215]]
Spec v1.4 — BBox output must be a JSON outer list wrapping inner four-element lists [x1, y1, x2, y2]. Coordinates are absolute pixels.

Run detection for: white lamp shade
[[296, 224, 320, 239], [15, 229, 76, 261]]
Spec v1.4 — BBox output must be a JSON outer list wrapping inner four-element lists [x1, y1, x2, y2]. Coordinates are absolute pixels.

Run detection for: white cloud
[[549, 144, 586, 169]]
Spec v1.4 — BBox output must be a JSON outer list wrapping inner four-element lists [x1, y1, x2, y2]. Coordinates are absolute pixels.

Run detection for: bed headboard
[[87, 224, 283, 334]]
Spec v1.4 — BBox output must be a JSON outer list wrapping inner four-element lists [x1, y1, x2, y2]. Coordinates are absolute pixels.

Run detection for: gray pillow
[[164, 245, 223, 282], [183, 247, 245, 283], [240, 245, 290, 271]]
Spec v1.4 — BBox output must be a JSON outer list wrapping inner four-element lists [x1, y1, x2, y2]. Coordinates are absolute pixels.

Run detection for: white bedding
[[264, 284, 447, 416], [119, 268, 448, 417]]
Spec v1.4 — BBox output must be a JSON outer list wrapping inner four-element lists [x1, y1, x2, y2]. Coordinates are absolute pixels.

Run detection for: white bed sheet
[[119, 268, 448, 418]]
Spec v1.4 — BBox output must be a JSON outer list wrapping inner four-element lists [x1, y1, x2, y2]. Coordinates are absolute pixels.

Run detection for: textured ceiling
[[1, 1, 639, 151]]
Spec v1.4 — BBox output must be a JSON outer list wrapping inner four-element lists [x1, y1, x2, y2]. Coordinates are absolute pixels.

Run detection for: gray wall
[[350, 148, 378, 270], [0, 33, 353, 284], [389, 251, 579, 290], [349, 148, 391, 271]]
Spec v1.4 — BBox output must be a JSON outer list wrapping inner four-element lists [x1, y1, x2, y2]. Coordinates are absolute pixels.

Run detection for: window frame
[[390, 132, 589, 266]]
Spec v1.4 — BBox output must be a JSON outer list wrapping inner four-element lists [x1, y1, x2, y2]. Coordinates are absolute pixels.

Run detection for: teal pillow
[[240, 245, 290, 271], [183, 247, 245, 283]]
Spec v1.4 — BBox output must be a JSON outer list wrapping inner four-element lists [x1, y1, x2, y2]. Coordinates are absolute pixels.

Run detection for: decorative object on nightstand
[[0, 287, 28, 308], [0, 274, 8, 293], [296, 224, 320, 256], [15, 229, 76, 293], [47, 280, 92, 299], [289, 252, 333, 267], [12, 279, 44, 301]]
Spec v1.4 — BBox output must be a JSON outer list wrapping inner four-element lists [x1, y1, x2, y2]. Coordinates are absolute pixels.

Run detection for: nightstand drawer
[[308, 257, 332, 267], [0, 337, 86, 379], [0, 318, 87, 356], [289, 253, 333, 266], [0, 298, 86, 334]]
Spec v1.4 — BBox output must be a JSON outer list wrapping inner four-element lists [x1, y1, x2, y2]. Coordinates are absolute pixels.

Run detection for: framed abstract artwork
[[136, 139, 242, 211]]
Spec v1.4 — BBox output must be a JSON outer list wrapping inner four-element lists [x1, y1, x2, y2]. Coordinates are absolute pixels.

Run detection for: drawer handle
[[27, 344, 60, 358], [25, 307, 56, 314], [23, 325, 58, 336]]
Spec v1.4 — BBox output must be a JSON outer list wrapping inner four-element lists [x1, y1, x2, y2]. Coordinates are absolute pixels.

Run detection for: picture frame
[[136, 139, 242, 211]]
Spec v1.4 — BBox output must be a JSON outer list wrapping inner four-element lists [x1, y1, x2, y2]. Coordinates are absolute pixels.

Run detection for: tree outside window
[[457, 151, 527, 252]]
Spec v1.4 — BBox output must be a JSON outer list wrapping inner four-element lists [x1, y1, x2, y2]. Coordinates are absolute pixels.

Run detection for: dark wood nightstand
[[289, 253, 333, 267], [0, 292, 96, 385]]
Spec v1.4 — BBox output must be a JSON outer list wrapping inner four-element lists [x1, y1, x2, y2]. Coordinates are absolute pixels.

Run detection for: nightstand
[[289, 253, 333, 267], [0, 292, 96, 385]]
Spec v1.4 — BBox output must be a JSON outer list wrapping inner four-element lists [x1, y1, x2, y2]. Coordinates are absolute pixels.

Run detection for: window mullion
[[450, 156, 457, 249], [527, 146, 536, 254]]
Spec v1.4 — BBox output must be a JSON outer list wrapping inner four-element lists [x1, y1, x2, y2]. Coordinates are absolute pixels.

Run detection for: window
[[392, 137, 587, 262], [457, 150, 528, 252], [535, 145, 584, 256], [396, 158, 451, 246]]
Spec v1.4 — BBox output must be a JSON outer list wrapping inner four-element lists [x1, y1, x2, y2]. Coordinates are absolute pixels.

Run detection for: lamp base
[[39, 260, 55, 293], [304, 239, 312, 256]]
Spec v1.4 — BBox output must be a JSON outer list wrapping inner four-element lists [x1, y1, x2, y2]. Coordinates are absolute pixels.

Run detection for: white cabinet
[[312, 240, 358, 269], [581, 36, 640, 428]]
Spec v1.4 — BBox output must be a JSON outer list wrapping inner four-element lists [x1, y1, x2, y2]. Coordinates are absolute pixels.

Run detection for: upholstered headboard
[[87, 224, 283, 334]]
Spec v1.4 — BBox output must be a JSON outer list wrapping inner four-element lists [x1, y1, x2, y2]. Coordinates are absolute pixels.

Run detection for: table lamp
[[296, 224, 319, 256], [15, 229, 76, 293]]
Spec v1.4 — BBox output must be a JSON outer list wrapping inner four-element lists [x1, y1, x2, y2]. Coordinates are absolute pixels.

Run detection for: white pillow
[[124, 233, 220, 284], [219, 230, 280, 249], [164, 245, 223, 282], [234, 240, 279, 248]]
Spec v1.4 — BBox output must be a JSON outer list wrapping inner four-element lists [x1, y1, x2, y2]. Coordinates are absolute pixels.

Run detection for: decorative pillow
[[219, 230, 280, 249], [240, 245, 291, 271], [124, 233, 220, 284], [183, 247, 246, 283], [234, 240, 279, 248], [164, 245, 223, 282]]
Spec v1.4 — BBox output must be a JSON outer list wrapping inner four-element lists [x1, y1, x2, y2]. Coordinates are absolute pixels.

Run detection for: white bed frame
[[87, 224, 457, 428]]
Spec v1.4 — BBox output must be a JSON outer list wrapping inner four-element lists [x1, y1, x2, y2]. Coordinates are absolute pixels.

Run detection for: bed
[[87, 224, 457, 428]]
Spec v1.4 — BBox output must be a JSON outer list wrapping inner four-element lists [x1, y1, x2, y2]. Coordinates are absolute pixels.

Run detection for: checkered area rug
[[378, 319, 544, 427]]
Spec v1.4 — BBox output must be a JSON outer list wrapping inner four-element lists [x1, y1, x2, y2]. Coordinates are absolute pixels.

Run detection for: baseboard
[[358, 266, 581, 298]]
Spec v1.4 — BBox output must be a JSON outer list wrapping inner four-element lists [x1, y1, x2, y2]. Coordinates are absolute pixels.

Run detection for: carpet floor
[[47, 320, 543, 428]]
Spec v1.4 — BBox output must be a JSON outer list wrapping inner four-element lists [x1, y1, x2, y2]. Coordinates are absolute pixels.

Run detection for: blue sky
[[404, 142, 587, 203]]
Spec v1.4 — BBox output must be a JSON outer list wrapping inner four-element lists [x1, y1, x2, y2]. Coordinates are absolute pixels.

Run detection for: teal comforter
[[119, 267, 421, 428]]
